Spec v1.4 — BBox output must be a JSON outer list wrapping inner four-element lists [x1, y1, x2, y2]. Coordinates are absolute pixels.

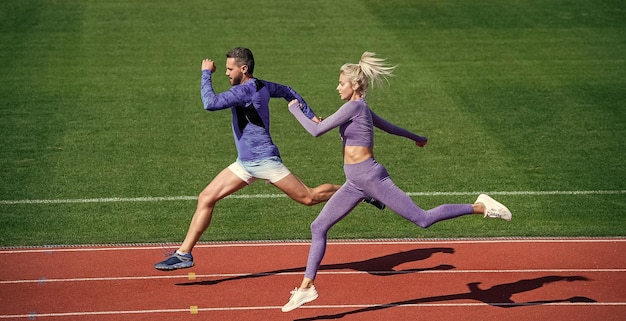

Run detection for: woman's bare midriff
[[343, 146, 374, 164]]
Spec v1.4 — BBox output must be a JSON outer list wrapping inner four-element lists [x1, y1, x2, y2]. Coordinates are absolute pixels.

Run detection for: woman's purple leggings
[[304, 158, 474, 280]]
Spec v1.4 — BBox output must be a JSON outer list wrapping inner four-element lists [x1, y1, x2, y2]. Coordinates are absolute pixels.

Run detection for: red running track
[[1, 239, 625, 320]]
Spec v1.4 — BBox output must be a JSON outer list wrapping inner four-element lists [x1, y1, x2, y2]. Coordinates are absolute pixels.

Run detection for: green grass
[[1, 0, 625, 246]]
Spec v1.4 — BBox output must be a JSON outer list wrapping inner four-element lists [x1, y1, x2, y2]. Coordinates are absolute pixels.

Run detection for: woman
[[281, 52, 511, 312]]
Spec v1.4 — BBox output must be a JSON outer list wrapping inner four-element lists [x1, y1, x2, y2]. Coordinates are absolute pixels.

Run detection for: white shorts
[[227, 156, 291, 184]]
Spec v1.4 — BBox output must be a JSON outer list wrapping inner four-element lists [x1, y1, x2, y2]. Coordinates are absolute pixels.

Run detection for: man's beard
[[231, 74, 243, 85]]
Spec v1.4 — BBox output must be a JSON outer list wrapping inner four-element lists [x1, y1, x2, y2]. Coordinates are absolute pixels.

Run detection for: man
[[155, 47, 383, 270]]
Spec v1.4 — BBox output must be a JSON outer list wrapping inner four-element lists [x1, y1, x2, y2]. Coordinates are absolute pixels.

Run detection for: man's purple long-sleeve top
[[201, 70, 316, 161]]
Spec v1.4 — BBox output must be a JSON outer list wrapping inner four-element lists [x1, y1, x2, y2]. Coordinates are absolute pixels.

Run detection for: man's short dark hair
[[226, 47, 255, 75]]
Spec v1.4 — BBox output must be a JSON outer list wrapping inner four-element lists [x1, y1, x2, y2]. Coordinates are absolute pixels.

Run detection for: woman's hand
[[415, 136, 428, 147], [288, 99, 300, 108], [289, 99, 323, 123]]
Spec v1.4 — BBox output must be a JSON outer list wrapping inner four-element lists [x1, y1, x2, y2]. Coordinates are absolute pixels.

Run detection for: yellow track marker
[[190, 305, 199, 314], [188, 272, 196, 280]]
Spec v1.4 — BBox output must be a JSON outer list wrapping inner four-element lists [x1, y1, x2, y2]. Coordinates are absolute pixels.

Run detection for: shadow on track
[[175, 247, 455, 286], [294, 276, 596, 320]]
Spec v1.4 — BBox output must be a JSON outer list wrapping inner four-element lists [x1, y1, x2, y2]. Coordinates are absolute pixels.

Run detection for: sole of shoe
[[154, 262, 194, 271]]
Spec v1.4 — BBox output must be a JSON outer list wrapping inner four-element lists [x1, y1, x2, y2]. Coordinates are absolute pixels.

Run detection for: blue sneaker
[[154, 252, 194, 271]]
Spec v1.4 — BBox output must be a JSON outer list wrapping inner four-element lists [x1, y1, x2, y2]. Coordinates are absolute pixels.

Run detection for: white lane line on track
[[2, 237, 625, 253], [1, 189, 624, 205], [2, 301, 626, 319], [2, 269, 625, 284]]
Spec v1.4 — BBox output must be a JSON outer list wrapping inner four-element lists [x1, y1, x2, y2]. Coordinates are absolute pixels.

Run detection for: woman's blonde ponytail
[[340, 52, 396, 98]]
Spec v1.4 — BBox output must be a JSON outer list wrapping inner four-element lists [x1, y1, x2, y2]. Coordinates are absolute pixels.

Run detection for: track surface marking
[[1, 239, 624, 320]]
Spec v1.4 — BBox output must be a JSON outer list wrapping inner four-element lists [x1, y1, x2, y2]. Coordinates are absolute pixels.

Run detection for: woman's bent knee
[[310, 219, 328, 236]]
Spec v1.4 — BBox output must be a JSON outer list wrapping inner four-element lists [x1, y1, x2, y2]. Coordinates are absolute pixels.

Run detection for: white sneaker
[[476, 194, 512, 221], [281, 286, 319, 312]]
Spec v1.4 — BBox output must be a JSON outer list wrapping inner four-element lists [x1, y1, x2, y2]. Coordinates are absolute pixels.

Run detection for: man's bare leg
[[178, 168, 248, 252], [154, 168, 248, 270], [272, 173, 339, 206]]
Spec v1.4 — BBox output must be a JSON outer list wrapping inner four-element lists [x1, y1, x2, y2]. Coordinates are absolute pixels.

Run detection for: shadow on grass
[[175, 247, 456, 286], [294, 276, 596, 321]]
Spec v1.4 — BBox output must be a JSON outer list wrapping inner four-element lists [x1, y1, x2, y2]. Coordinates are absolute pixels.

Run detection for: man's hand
[[202, 59, 216, 72]]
